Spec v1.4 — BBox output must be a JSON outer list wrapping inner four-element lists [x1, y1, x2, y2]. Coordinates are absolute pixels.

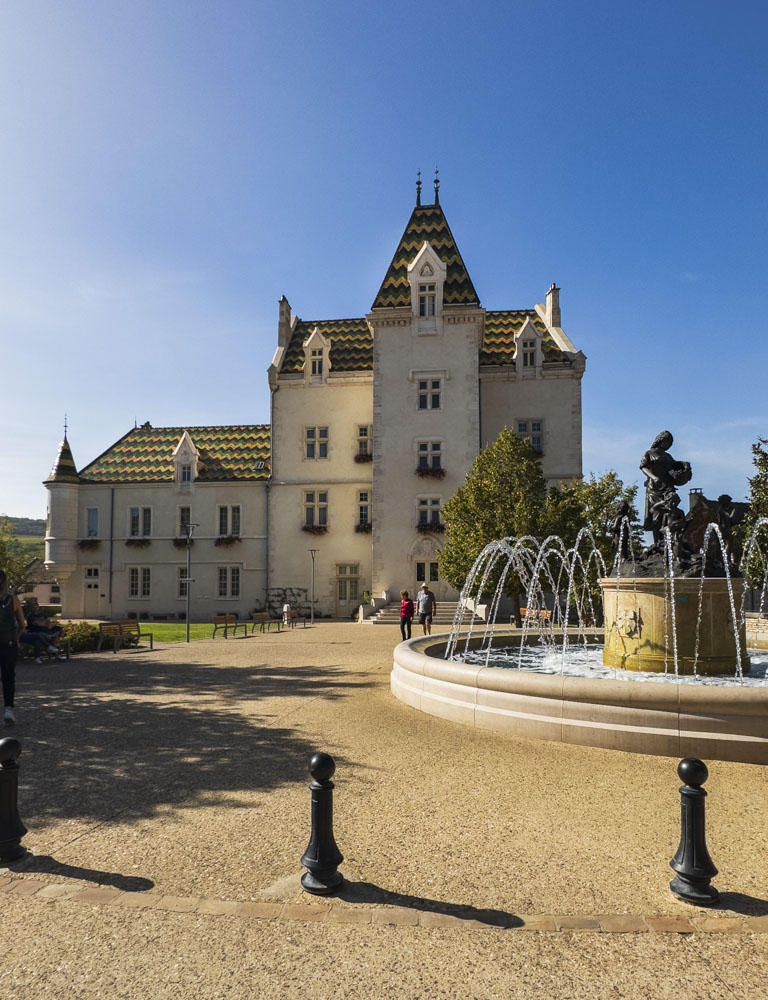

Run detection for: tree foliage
[[737, 437, 768, 585], [0, 516, 33, 592], [439, 430, 638, 607]]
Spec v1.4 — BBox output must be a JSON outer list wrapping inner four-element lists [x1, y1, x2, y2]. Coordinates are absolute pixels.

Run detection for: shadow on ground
[[335, 879, 524, 928], [10, 853, 154, 892], [15, 658, 371, 827], [717, 891, 768, 916]]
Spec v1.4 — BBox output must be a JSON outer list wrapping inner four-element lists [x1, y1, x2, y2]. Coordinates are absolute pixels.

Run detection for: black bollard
[[669, 757, 719, 905], [300, 752, 344, 895], [0, 738, 27, 863]]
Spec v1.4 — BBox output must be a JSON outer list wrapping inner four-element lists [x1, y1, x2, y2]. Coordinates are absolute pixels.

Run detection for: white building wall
[[269, 375, 373, 617]]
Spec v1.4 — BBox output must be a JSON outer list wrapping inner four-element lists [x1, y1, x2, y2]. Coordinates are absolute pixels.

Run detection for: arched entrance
[[407, 535, 447, 600]]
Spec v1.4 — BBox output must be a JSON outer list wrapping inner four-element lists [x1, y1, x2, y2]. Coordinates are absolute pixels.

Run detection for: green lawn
[[141, 623, 222, 643]]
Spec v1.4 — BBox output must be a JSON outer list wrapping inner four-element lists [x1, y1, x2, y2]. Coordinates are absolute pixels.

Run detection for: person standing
[[399, 590, 414, 641], [0, 571, 25, 725], [417, 584, 437, 636]]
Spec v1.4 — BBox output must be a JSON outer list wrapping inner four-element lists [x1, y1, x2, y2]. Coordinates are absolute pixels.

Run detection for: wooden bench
[[286, 609, 307, 628], [97, 621, 154, 653], [517, 607, 552, 623], [250, 612, 282, 634], [212, 614, 247, 638]]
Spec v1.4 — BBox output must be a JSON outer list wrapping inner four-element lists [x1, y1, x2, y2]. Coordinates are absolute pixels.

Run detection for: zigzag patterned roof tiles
[[46, 437, 80, 484], [372, 203, 479, 309], [481, 310, 567, 367], [281, 318, 372, 374], [79, 425, 271, 483]]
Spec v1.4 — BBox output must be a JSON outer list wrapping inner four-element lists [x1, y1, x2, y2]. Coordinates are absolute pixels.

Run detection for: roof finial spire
[[63, 413, 68, 439], [434, 167, 440, 205], [416, 168, 422, 206]]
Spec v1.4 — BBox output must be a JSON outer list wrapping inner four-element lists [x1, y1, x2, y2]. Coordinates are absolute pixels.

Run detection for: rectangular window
[[416, 561, 439, 583], [217, 567, 240, 598], [129, 507, 151, 537], [129, 567, 151, 599], [181, 464, 192, 483], [311, 348, 323, 377], [417, 441, 442, 470], [358, 492, 369, 524], [86, 508, 99, 538], [178, 567, 188, 599], [85, 568, 99, 579], [304, 490, 328, 526], [218, 506, 241, 536], [522, 340, 536, 368], [417, 378, 441, 410], [305, 426, 329, 459], [418, 283, 436, 317], [517, 419, 544, 454], [179, 507, 191, 536], [418, 497, 442, 524], [357, 425, 371, 456]]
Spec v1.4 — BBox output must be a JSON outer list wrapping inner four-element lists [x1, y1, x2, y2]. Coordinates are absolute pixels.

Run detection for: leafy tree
[[439, 431, 549, 619], [737, 437, 768, 585], [439, 430, 639, 620], [0, 516, 33, 592], [545, 472, 641, 574]]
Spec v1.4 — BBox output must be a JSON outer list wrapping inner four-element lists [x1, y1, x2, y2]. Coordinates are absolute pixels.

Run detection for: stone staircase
[[363, 601, 470, 626]]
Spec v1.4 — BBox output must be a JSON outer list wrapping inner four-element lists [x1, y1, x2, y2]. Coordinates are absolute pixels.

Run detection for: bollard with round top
[[669, 757, 719, 905], [0, 738, 27, 863], [300, 752, 344, 895]]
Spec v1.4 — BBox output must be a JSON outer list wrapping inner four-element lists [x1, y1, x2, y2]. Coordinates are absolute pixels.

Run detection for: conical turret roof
[[45, 437, 80, 484], [372, 201, 479, 310]]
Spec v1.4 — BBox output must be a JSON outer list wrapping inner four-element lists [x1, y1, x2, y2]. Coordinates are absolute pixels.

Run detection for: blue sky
[[1, 0, 766, 519]]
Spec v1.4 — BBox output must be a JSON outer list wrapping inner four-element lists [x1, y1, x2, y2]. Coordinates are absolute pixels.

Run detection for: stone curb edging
[[1, 876, 766, 933]]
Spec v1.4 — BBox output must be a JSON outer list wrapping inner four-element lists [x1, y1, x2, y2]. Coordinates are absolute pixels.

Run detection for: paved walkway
[[2, 623, 767, 998]]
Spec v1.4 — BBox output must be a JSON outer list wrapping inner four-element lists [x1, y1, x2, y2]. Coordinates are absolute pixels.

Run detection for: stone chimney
[[545, 283, 561, 328], [278, 295, 293, 350]]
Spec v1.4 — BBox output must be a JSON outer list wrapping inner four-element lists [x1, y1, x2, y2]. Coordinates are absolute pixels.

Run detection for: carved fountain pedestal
[[600, 577, 750, 676]]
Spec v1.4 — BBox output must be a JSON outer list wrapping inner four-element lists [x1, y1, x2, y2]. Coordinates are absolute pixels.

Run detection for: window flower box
[[78, 539, 100, 551], [214, 534, 241, 547], [415, 466, 446, 479], [125, 538, 151, 548], [416, 523, 445, 534], [354, 452, 373, 463], [355, 522, 372, 533], [302, 524, 329, 535], [172, 537, 194, 549]]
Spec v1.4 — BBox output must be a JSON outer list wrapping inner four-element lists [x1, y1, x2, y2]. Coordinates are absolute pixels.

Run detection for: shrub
[[60, 621, 100, 653]]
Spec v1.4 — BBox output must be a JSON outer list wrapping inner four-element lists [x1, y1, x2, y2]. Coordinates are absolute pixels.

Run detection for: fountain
[[391, 433, 768, 764]]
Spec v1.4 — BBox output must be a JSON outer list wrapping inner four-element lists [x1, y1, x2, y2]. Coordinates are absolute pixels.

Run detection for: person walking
[[0, 571, 25, 725], [399, 590, 414, 641], [417, 583, 437, 636]]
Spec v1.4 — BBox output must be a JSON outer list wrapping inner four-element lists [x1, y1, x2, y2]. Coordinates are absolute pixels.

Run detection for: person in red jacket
[[399, 590, 414, 641]]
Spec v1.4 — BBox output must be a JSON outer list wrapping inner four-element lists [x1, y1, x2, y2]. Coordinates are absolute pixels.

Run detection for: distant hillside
[[5, 517, 45, 537]]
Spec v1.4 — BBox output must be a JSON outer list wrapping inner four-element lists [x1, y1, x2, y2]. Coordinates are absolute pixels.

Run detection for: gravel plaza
[[2, 622, 768, 999]]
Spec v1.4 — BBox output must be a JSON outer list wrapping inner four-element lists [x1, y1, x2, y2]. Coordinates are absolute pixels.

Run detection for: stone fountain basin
[[391, 631, 768, 765]]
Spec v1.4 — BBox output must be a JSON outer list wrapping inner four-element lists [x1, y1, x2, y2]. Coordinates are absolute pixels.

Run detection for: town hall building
[[44, 180, 586, 620]]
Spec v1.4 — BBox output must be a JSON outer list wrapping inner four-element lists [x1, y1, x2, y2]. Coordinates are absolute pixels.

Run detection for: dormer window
[[522, 340, 536, 367], [419, 284, 436, 317], [173, 430, 200, 489], [303, 327, 331, 385]]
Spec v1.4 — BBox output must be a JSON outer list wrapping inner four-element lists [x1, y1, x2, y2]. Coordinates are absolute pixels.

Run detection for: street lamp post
[[182, 523, 199, 642], [308, 549, 318, 626]]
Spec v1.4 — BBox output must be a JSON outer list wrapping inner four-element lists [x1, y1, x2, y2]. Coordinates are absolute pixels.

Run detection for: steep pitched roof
[[481, 310, 568, 366], [46, 437, 80, 484], [372, 202, 479, 309], [79, 425, 271, 483], [281, 318, 372, 375]]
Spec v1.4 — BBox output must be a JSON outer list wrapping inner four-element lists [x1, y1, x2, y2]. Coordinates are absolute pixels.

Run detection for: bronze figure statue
[[640, 431, 692, 544]]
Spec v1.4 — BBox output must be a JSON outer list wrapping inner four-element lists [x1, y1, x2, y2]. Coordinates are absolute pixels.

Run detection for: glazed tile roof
[[46, 437, 80, 484], [281, 318, 372, 375], [372, 203, 479, 309], [481, 310, 568, 366], [79, 425, 271, 483]]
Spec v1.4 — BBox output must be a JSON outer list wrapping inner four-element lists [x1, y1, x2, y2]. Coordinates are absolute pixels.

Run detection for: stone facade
[[45, 188, 586, 619]]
